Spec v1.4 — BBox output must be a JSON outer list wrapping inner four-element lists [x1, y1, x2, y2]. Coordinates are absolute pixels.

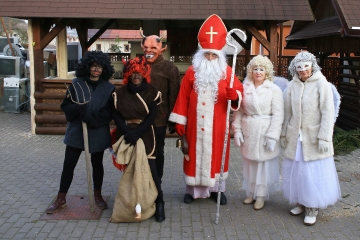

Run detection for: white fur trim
[[231, 90, 242, 111], [112, 92, 117, 109], [168, 112, 187, 125], [147, 125, 156, 157], [136, 93, 149, 114], [184, 172, 228, 187], [155, 91, 162, 105], [195, 90, 215, 186]]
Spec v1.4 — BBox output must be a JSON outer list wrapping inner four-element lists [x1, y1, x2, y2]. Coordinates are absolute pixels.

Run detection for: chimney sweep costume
[[46, 51, 115, 214]]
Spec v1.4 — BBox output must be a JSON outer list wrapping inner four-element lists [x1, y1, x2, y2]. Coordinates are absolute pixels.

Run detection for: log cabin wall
[[34, 79, 123, 135], [336, 56, 360, 130]]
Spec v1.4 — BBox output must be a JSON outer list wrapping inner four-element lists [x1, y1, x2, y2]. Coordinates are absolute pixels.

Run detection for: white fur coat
[[281, 71, 335, 161], [232, 79, 284, 161]]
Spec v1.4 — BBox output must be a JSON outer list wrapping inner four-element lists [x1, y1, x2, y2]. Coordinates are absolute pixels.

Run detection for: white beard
[[192, 49, 227, 103]]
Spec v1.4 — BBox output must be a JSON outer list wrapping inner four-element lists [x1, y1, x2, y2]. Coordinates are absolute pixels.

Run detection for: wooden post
[[269, 21, 278, 73], [27, 19, 36, 134], [278, 23, 283, 76], [31, 18, 45, 134], [56, 29, 68, 79], [244, 31, 252, 79], [31, 19, 44, 92]]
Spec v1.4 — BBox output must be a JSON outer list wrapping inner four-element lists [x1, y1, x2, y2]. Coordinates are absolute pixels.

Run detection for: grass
[[333, 126, 360, 155]]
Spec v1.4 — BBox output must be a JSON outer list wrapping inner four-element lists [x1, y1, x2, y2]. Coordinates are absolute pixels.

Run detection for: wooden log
[[34, 91, 65, 99], [337, 87, 360, 95], [340, 102, 360, 113], [42, 83, 69, 89], [41, 79, 73, 83], [339, 82, 359, 88], [35, 126, 66, 135], [336, 117, 360, 130], [338, 89, 360, 98], [35, 115, 67, 124], [338, 81, 360, 88], [339, 65, 360, 70], [339, 73, 360, 80], [339, 109, 360, 121], [337, 84, 360, 93], [341, 95, 360, 104], [34, 103, 62, 111]]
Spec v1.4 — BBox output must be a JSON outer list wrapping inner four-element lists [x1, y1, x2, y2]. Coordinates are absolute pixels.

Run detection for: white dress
[[282, 138, 342, 209], [242, 156, 280, 200]]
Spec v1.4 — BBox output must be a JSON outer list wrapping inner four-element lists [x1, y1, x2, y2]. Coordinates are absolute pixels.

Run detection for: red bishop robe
[[169, 65, 243, 187]]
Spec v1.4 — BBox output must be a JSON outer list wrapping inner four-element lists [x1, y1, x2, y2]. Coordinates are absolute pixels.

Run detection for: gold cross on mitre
[[206, 26, 218, 43]]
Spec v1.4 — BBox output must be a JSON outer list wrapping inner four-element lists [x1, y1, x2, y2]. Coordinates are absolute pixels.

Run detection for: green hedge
[[333, 126, 360, 155]]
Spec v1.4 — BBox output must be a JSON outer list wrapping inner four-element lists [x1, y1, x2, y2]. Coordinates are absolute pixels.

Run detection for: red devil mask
[[140, 28, 167, 63]]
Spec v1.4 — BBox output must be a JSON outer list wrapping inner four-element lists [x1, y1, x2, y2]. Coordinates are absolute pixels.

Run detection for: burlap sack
[[109, 136, 157, 223]]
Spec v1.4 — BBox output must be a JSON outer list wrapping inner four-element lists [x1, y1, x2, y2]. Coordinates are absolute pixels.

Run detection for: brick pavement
[[0, 111, 359, 239]]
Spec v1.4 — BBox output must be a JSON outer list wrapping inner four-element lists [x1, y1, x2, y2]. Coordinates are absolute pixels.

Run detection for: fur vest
[[149, 55, 180, 127], [114, 84, 161, 158], [281, 71, 335, 161]]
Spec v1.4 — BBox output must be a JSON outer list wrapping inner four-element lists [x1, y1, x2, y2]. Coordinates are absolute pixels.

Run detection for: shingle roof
[[0, 0, 314, 21], [333, 0, 360, 29], [286, 16, 342, 40]]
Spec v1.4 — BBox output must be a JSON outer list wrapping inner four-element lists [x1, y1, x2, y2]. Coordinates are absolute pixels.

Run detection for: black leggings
[[59, 145, 104, 193], [155, 126, 167, 181], [148, 159, 163, 203]]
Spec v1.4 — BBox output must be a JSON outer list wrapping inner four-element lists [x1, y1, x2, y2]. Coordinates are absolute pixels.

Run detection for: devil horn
[[159, 30, 167, 41], [139, 27, 146, 38]]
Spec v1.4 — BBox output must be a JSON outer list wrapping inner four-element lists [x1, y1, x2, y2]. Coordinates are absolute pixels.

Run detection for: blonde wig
[[246, 55, 274, 81]]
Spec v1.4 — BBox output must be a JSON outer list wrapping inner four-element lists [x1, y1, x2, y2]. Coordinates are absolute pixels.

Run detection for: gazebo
[[0, 0, 314, 134]]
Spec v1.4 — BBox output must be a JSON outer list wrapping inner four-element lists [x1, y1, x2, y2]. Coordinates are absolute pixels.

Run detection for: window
[[96, 44, 101, 51], [124, 44, 130, 52]]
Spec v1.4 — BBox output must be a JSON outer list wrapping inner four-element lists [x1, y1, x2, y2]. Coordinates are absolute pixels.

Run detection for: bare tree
[[0, 17, 28, 47]]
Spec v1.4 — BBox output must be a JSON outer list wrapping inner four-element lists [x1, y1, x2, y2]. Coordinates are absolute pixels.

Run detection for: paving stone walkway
[[0, 111, 359, 239]]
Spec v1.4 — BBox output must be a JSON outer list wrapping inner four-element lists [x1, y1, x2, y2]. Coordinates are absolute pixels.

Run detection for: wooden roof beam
[[40, 18, 72, 50], [230, 32, 247, 50], [243, 21, 270, 51], [76, 21, 88, 56], [86, 19, 116, 49]]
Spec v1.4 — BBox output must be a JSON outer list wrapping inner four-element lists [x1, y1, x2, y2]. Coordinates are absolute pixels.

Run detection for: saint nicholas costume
[[169, 15, 244, 201]]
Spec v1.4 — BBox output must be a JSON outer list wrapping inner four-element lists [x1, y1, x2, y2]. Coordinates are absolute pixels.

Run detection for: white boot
[[254, 197, 264, 210], [290, 203, 305, 216], [304, 208, 318, 226]]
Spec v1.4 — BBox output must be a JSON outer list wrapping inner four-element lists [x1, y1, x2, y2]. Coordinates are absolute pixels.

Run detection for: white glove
[[264, 137, 277, 152], [234, 131, 244, 147], [280, 136, 287, 149], [318, 139, 330, 153]]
